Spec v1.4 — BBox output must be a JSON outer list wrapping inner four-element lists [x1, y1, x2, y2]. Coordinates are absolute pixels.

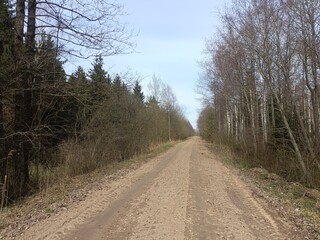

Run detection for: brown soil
[[1, 137, 310, 239]]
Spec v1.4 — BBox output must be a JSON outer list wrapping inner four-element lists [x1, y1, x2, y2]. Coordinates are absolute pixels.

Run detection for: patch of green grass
[[302, 200, 315, 211], [291, 184, 305, 199], [44, 207, 54, 214]]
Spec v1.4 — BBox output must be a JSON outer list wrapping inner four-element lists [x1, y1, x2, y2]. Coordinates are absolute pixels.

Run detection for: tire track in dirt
[[65, 139, 193, 240], [20, 143, 183, 240], [116, 139, 192, 240], [20, 137, 301, 240], [185, 138, 302, 240]]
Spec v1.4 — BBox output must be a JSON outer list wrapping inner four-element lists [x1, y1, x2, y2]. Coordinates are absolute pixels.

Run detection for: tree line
[[198, 0, 320, 187], [0, 0, 194, 203]]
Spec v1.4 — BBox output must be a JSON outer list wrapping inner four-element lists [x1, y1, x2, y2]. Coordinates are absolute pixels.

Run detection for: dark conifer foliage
[[133, 81, 145, 104], [0, 1, 193, 201]]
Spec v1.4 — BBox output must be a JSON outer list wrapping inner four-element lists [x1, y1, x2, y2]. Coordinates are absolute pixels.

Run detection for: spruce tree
[[112, 74, 129, 99], [69, 66, 87, 87], [133, 81, 145, 104], [68, 66, 90, 138], [89, 55, 111, 103]]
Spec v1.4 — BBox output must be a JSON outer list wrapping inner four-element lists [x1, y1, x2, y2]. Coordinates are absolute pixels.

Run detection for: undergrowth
[[0, 141, 177, 236], [7, 141, 176, 209], [205, 139, 320, 236]]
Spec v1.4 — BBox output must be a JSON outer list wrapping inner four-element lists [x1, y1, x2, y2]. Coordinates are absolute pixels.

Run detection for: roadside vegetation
[[0, 0, 194, 207], [198, 0, 320, 189], [198, 1, 320, 235], [0, 140, 177, 237], [207, 142, 320, 238]]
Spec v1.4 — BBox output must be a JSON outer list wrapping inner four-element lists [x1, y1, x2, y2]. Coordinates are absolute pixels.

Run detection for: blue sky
[[69, 0, 230, 128]]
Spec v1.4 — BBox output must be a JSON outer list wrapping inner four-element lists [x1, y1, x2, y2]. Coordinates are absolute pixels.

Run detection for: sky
[[70, 0, 231, 129]]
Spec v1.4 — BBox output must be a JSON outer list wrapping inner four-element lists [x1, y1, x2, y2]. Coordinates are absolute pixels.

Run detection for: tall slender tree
[[133, 81, 145, 104], [0, 0, 14, 188], [89, 55, 111, 103]]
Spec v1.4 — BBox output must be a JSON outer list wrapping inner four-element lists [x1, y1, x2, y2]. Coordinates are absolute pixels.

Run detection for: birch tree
[[199, 0, 320, 183]]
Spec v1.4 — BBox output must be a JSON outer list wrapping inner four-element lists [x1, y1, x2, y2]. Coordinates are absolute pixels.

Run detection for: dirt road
[[21, 137, 302, 240]]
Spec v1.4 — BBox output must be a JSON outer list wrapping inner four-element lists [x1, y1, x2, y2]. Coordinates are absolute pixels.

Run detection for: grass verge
[[205, 141, 320, 239], [0, 140, 177, 238]]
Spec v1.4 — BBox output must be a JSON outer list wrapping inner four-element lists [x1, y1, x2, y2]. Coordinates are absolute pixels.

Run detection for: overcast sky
[[72, 1, 231, 128]]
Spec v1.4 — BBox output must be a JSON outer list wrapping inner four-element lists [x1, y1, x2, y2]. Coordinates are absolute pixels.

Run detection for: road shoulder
[[205, 141, 320, 239], [0, 141, 176, 240]]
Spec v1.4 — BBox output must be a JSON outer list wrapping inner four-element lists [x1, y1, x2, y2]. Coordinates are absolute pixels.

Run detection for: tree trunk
[[23, 0, 36, 183], [0, 33, 5, 184], [10, 0, 29, 199], [274, 94, 307, 176], [295, 105, 320, 170], [168, 110, 171, 141], [311, 87, 320, 156], [235, 103, 239, 142], [261, 84, 268, 145], [0, 94, 5, 182]]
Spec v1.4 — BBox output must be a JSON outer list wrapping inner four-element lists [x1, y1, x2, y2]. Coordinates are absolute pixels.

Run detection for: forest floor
[[0, 137, 319, 239]]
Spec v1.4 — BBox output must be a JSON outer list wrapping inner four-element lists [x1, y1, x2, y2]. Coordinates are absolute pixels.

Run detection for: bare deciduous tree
[[199, 0, 320, 185]]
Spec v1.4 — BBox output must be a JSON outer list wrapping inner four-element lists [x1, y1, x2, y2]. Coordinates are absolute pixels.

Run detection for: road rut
[[21, 137, 301, 240]]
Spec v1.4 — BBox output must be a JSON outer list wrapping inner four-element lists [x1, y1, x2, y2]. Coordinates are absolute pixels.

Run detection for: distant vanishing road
[[22, 137, 301, 240]]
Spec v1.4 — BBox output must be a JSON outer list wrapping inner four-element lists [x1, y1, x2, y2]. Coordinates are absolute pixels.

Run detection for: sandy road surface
[[21, 137, 302, 240]]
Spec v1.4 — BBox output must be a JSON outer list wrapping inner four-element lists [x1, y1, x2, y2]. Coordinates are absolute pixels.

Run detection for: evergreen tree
[[133, 81, 145, 104], [69, 66, 87, 87], [35, 34, 66, 83], [0, 0, 14, 194], [31, 34, 68, 164], [89, 55, 111, 103], [67, 66, 91, 138], [146, 96, 159, 107], [112, 74, 128, 99]]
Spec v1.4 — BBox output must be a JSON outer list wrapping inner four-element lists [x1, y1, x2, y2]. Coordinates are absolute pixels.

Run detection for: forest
[[198, 0, 320, 187], [0, 0, 194, 205]]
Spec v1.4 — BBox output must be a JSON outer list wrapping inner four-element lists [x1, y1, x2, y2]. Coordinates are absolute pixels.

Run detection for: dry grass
[[246, 168, 320, 236], [206, 141, 320, 238], [26, 139, 176, 196], [0, 140, 176, 237]]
